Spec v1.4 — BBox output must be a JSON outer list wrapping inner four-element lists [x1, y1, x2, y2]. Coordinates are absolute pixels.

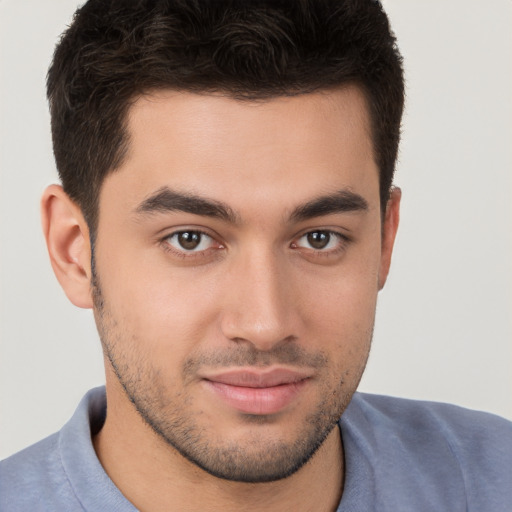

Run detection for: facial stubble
[[91, 268, 371, 483]]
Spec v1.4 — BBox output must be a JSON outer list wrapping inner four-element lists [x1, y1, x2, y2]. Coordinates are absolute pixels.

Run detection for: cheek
[[295, 248, 379, 366], [97, 251, 223, 361], [309, 285, 376, 365], [299, 250, 380, 328]]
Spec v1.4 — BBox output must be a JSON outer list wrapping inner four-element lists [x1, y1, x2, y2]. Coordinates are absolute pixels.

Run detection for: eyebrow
[[289, 190, 369, 222], [135, 187, 239, 223], [135, 187, 368, 224]]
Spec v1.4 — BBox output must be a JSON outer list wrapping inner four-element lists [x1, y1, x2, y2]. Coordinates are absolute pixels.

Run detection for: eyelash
[[161, 230, 222, 260], [160, 229, 350, 260], [291, 230, 350, 257]]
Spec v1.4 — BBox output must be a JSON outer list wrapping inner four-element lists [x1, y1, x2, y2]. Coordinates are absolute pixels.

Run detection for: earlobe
[[378, 187, 401, 290], [41, 184, 93, 308]]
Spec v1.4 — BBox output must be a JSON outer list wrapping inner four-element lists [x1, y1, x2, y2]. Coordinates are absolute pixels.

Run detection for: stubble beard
[[91, 272, 371, 483]]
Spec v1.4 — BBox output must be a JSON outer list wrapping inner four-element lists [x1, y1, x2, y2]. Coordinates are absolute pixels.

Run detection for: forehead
[[126, 86, 373, 160], [101, 86, 379, 217]]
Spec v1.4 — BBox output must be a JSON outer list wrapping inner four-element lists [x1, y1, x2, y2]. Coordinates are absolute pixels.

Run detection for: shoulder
[[1, 431, 60, 480], [349, 392, 512, 449], [350, 391, 512, 436], [0, 388, 134, 512], [340, 393, 512, 510], [0, 432, 81, 511], [0, 388, 108, 511]]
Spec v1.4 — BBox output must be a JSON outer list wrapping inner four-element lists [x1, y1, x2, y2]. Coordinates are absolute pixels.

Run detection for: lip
[[201, 368, 312, 415]]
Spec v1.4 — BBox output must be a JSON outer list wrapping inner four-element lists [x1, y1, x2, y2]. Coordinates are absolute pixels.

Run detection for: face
[[91, 87, 397, 482]]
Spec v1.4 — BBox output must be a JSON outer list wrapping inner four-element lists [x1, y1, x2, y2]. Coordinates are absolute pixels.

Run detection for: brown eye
[[294, 230, 345, 252], [178, 231, 201, 250], [166, 231, 214, 252], [306, 231, 331, 249]]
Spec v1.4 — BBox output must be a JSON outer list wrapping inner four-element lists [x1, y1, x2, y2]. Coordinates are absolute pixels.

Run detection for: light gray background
[[1, 1, 511, 460]]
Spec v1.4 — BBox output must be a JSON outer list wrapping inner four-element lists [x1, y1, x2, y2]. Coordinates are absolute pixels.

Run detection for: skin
[[42, 86, 400, 512]]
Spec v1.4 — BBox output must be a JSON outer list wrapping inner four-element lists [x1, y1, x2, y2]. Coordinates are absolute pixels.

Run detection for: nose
[[219, 248, 301, 352]]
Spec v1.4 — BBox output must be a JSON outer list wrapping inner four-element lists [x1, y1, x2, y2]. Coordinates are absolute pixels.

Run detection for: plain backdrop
[[1, 0, 511, 460]]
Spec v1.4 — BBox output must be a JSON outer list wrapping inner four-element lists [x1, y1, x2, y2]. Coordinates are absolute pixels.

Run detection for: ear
[[378, 187, 401, 290], [41, 184, 93, 308]]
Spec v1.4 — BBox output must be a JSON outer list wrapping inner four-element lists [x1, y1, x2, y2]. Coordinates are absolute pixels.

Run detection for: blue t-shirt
[[1, 387, 511, 511]]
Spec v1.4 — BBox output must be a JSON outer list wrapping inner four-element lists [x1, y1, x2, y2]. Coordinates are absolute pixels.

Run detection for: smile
[[201, 368, 312, 415]]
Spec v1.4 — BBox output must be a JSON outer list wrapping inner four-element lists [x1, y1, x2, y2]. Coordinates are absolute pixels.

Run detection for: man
[[1, 0, 511, 510]]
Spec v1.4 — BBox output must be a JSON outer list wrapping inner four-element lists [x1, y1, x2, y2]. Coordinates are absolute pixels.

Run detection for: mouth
[[201, 367, 312, 415]]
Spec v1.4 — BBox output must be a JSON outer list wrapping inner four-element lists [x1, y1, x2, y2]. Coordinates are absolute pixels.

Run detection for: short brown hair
[[47, 0, 404, 235]]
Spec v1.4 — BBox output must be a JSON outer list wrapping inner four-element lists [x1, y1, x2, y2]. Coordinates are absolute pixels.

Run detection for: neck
[[93, 380, 344, 512]]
